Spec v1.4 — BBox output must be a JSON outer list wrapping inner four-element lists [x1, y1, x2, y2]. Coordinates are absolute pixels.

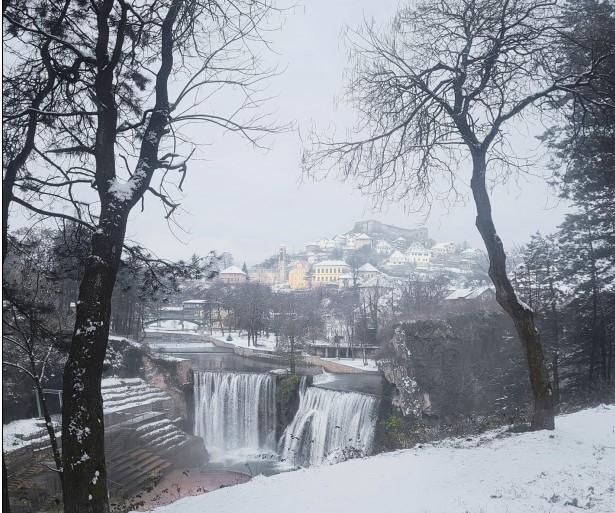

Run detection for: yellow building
[[288, 260, 310, 289], [312, 260, 350, 286]]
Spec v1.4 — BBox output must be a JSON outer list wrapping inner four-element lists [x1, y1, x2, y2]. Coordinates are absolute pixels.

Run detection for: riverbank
[[206, 331, 380, 374]]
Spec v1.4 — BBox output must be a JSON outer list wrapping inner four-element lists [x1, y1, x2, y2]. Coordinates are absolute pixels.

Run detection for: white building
[[431, 242, 456, 256], [353, 233, 372, 250], [357, 262, 381, 281], [375, 239, 393, 255], [405, 243, 432, 267], [387, 250, 408, 266], [312, 260, 350, 286], [218, 265, 247, 284]]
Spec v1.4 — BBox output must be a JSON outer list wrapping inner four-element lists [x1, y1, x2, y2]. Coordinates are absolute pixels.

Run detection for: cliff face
[[380, 312, 531, 420], [141, 354, 194, 429]]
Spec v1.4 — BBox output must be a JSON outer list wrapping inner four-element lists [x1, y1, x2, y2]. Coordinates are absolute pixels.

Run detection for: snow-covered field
[[139, 405, 615, 513]]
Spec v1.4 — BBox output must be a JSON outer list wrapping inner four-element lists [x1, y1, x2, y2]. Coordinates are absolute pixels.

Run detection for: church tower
[[277, 245, 288, 283]]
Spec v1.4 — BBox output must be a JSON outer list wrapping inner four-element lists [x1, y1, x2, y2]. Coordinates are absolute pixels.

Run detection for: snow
[[2, 418, 60, 452], [145, 319, 199, 333], [322, 358, 379, 372], [139, 405, 615, 513], [210, 331, 277, 352], [108, 334, 142, 347], [149, 342, 214, 350], [152, 354, 189, 362]]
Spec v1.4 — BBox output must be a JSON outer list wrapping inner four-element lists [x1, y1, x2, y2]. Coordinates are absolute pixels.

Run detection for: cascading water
[[278, 385, 378, 467], [193, 371, 276, 460]]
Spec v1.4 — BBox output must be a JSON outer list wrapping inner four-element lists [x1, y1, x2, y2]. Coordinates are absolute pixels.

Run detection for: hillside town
[[218, 220, 489, 296]]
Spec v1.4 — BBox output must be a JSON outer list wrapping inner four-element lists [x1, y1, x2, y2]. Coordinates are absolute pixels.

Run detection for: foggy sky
[[126, 0, 570, 265]]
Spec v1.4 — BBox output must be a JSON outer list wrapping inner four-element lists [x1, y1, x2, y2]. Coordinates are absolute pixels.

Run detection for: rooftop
[[220, 265, 247, 275], [314, 260, 349, 267]]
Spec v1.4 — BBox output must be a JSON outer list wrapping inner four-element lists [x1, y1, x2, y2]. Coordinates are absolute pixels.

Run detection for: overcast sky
[[125, 0, 570, 265]]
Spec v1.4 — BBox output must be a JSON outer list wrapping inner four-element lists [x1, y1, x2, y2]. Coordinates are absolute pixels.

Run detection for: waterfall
[[194, 371, 276, 459], [279, 386, 378, 467]]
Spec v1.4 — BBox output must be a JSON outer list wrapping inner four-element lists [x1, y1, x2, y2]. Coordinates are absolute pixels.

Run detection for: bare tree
[[2, 231, 70, 483], [5, 1, 280, 511], [305, 0, 607, 430]]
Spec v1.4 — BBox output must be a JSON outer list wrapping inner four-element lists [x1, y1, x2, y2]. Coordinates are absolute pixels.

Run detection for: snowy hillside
[[140, 405, 615, 513]]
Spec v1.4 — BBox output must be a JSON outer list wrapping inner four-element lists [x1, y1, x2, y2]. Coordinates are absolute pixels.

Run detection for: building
[[318, 238, 337, 251], [405, 243, 432, 267], [338, 272, 354, 289], [445, 286, 496, 308], [278, 245, 288, 283], [375, 239, 393, 255], [249, 266, 277, 285], [387, 250, 408, 266], [312, 260, 350, 286], [357, 262, 381, 281], [358, 275, 396, 303], [288, 260, 310, 289], [182, 299, 208, 321], [218, 265, 247, 284], [305, 242, 321, 253], [392, 236, 409, 251], [431, 242, 456, 256], [353, 233, 372, 250]]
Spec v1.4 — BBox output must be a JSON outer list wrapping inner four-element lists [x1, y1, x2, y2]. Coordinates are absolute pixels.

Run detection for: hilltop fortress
[[350, 220, 428, 244]]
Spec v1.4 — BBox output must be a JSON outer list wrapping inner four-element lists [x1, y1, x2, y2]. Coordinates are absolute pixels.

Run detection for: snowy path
[[138, 405, 615, 513]]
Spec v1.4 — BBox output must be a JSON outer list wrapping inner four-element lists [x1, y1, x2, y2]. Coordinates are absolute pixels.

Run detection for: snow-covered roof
[[183, 299, 207, 304], [432, 242, 454, 249], [356, 233, 371, 240], [314, 260, 349, 267], [407, 242, 427, 251], [358, 263, 380, 273], [445, 286, 494, 300], [339, 272, 354, 280], [389, 250, 405, 258], [220, 265, 247, 275], [465, 286, 494, 299]]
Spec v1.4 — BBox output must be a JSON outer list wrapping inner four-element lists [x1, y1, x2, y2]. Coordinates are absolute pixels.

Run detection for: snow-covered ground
[[145, 319, 199, 333], [138, 405, 615, 513], [3, 418, 59, 453], [322, 357, 379, 372], [210, 330, 277, 352]]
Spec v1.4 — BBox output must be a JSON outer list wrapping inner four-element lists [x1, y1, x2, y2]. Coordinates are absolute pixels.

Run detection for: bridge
[[144, 302, 210, 327]]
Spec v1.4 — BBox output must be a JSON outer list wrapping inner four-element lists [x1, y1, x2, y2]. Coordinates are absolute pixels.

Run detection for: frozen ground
[[138, 405, 615, 513]]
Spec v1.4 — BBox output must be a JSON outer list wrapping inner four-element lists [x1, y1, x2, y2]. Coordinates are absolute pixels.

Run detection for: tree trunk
[[470, 148, 554, 430], [35, 385, 63, 482], [3, 455, 10, 513], [61, 206, 128, 513]]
